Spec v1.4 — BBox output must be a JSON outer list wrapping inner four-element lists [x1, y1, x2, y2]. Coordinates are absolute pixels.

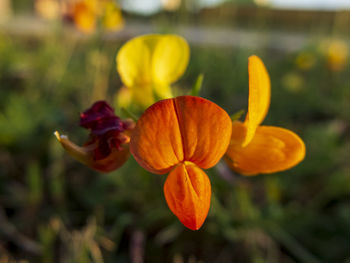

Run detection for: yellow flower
[[326, 40, 348, 71], [102, 0, 124, 31], [225, 56, 306, 175], [72, 0, 124, 34], [35, 0, 60, 20], [116, 34, 190, 109]]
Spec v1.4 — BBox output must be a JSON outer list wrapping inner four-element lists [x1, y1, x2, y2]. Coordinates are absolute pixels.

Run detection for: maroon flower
[[55, 101, 135, 172]]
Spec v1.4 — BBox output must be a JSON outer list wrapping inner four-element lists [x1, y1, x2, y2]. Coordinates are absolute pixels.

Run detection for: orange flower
[[225, 56, 306, 175], [72, 0, 97, 33], [130, 96, 232, 230], [55, 101, 134, 173]]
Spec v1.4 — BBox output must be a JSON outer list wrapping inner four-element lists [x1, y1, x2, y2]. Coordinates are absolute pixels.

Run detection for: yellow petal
[[115, 86, 132, 110], [164, 162, 211, 230], [116, 35, 157, 88], [243, 55, 271, 147], [152, 35, 190, 90], [130, 84, 156, 109], [116, 34, 188, 105], [225, 122, 305, 175]]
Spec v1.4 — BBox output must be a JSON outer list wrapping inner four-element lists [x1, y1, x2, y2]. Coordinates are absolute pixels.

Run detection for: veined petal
[[130, 98, 184, 174], [130, 96, 232, 173], [225, 122, 306, 175], [174, 96, 232, 169], [164, 162, 211, 230], [151, 35, 190, 94], [243, 55, 271, 147]]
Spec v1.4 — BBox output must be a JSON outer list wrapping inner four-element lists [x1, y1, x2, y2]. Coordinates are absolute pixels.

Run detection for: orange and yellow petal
[[225, 122, 305, 175], [164, 162, 211, 230], [243, 55, 271, 147], [130, 96, 232, 173]]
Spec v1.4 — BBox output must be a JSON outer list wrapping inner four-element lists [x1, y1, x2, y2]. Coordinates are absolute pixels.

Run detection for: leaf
[[230, 109, 245, 121], [191, 74, 204, 96]]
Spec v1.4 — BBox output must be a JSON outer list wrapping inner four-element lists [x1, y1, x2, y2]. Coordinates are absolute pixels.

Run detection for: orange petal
[[164, 162, 211, 230], [130, 96, 232, 173], [174, 96, 232, 169], [243, 55, 271, 147], [225, 122, 305, 175], [130, 98, 184, 174]]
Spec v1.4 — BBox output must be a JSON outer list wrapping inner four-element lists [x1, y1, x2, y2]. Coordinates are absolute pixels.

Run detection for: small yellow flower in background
[[0, 0, 12, 22], [225, 56, 306, 175], [161, 0, 182, 11], [116, 34, 190, 109], [35, 0, 60, 20], [72, 0, 124, 34], [102, 0, 124, 31], [282, 72, 304, 93], [325, 40, 348, 71], [295, 51, 316, 71]]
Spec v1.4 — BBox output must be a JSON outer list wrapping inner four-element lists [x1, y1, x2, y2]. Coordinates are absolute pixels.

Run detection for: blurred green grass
[[0, 19, 350, 263]]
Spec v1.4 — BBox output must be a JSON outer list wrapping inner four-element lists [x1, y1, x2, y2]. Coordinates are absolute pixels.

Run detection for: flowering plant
[[56, 34, 305, 230]]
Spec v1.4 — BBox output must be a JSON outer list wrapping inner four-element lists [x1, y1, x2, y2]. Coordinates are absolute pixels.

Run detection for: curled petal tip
[[54, 130, 130, 173], [54, 131, 69, 141], [54, 130, 91, 164], [54, 131, 61, 141]]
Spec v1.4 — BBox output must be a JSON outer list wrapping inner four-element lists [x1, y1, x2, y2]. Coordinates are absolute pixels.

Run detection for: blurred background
[[1, 0, 350, 262]]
